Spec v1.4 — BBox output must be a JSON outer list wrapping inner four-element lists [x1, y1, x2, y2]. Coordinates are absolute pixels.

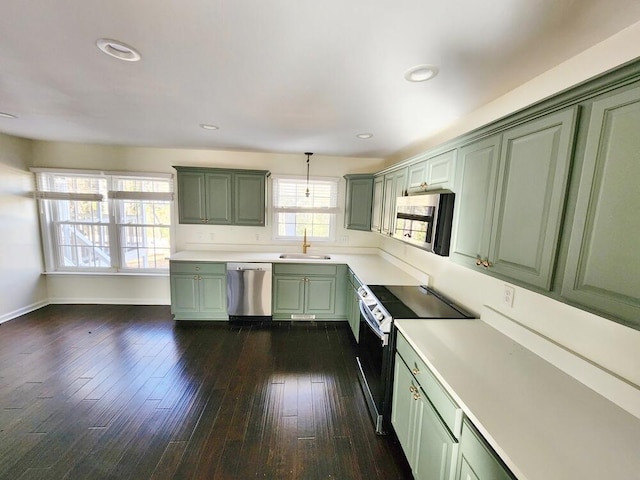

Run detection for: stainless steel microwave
[[393, 190, 455, 255]]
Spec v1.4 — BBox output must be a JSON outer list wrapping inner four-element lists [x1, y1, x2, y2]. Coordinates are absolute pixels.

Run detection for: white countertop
[[170, 250, 424, 286], [396, 317, 640, 480]]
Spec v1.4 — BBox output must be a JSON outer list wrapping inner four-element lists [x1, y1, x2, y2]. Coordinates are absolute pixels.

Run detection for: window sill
[[42, 271, 169, 278]]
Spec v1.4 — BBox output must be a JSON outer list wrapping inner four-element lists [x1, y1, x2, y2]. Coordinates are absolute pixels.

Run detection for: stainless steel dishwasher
[[226, 263, 272, 320]]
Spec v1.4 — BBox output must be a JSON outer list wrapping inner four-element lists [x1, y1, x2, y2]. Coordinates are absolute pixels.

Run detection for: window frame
[[271, 175, 340, 242], [33, 168, 173, 274]]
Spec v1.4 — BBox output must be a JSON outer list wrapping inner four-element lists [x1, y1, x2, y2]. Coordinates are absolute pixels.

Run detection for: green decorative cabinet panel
[[272, 264, 347, 320], [170, 261, 228, 321], [456, 420, 515, 480], [344, 174, 374, 231], [451, 108, 577, 290], [174, 166, 268, 226], [561, 86, 640, 327], [346, 268, 362, 341]]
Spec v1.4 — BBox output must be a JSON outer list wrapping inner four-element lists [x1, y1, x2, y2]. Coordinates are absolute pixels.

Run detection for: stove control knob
[[373, 309, 384, 321]]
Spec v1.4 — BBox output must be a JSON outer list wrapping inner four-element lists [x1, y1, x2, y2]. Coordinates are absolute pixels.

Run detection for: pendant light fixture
[[305, 152, 313, 197]]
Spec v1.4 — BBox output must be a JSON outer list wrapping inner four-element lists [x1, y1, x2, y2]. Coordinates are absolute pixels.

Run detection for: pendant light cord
[[305, 152, 313, 197]]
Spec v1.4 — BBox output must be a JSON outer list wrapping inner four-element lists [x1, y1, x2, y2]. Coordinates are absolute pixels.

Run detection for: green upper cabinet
[[450, 135, 501, 269], [206, 172, 233, 224], [381, 168, 407, 235], [233, 172, 266, 225], [344, 174, 374, 231], [371, 175, 384, 233], [177, 171, 207, 224], [490, 108, 577, 289], [561, 86, 640, 327], [451, 108, 577, 290], [174, 166, 269, 226], [407, 149, 457, 193]]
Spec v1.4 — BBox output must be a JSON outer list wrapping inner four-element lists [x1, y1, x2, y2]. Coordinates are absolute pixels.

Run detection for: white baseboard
[[47, 298, 170, 305], [0, 300, 50, 324]]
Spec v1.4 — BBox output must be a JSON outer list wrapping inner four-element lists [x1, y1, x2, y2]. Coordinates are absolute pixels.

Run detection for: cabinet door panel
[[381, 174, 395, 235], [205, 173, 232, 224], [199, 275, 227, 315], [234, 173, 265, 225], [305, 277, 336, 314], [426, 150, 456, 190], [490, 108, 577, 289], [456, 421, 514, 480], [392, 354, 418, 462], [414, 391, 458, 480], [345, 177, 374, 231], [450, 136, 500, 268], [273, 276, 305, 314], [170, 275, 199, 314], [177, 173, 205, 224], [562, 87, 640, 325], [408, 161, 428, 189], [371, 176, 384, 232]]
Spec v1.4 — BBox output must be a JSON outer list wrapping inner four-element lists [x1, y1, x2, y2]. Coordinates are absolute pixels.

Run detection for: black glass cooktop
[[367, 285, 471, 320]]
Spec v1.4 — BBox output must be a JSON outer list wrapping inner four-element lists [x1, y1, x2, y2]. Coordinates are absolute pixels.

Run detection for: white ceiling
[[1, 0, 640, 158]]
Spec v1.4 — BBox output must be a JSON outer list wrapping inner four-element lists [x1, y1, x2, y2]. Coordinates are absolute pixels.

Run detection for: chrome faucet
[[302, 228, 311, 254]]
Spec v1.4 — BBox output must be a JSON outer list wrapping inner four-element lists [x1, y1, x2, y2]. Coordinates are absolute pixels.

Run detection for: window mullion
[[109, 197, 121, 271]]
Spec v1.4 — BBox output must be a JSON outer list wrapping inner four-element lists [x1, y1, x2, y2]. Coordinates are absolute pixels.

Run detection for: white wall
[[0, 133, 48, 322], [388, 19, 640, 165], [31, 142, 387, 304]]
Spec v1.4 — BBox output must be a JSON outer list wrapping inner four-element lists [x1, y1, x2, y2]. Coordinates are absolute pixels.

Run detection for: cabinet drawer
[[274, 263, 338, 276], [170, 262, 226, 275], [396, 331, 463, 438]]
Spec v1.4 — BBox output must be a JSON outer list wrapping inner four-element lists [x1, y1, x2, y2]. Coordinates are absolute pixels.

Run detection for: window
[[34, 169, 173, 272], [272, 176, 339, 241]]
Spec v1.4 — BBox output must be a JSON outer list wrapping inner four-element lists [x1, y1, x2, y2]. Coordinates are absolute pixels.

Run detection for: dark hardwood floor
[[0, 305, 411, 479]]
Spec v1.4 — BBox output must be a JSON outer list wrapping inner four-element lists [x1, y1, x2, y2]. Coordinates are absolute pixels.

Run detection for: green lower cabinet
[[170, 262, 228, 320], [392, 353, 458, 480], [272, 264, 347, 320], [456, 420, 515, 480]]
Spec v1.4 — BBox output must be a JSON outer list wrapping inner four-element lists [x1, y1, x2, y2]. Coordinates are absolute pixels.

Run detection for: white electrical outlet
[[340, 235, 349, 243], [503, 285, 515, 308], [255, 233, 260, 241]]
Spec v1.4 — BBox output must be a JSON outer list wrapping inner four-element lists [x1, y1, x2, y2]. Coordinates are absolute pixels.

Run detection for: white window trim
[[271, 174, 339, 242], [32, 168, 174, 273]]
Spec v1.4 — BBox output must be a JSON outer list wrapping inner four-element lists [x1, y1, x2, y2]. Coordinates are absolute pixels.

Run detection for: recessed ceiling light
[[96, 38, 141, 62], [200, 124, 219, 130], [356, 133, 373, 139], [404, 64, 439, 82], [0, 112, 17, 119]]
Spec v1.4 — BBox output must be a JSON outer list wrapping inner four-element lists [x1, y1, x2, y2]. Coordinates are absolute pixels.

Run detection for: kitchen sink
[[279, 254, 332, 260]]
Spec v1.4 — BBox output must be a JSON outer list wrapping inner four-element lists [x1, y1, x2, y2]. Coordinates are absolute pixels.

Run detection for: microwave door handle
[[359, 301, 387, 345]]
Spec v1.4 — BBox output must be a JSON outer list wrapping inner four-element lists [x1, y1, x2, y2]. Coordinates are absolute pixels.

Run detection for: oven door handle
[[359, 300, 388, 346]]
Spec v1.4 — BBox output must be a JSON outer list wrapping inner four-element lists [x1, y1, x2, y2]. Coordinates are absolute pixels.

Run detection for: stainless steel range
[[355, 284, 472, 434]]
